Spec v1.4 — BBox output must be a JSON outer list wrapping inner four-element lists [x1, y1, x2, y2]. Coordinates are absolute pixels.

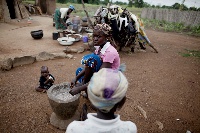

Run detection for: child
[[35, 66, 55, 92], [66, 68, 137, 133]]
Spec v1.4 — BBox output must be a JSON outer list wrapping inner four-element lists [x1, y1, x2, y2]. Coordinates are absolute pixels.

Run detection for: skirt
[[54, 8, 67, 30]]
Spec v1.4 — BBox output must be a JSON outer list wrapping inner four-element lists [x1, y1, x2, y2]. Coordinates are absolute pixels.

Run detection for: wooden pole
[[81, 0, 94, 29]]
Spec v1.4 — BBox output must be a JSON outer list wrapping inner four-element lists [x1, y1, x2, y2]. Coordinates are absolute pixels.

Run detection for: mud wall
[[0, 0, 11, 22], [0, 0, 30, 22], [141, 8, 200, 26], [37, 0, 55, 15]]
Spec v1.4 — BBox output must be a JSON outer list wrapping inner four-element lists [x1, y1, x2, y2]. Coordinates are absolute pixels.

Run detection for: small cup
[[82, 36, 88, 43]]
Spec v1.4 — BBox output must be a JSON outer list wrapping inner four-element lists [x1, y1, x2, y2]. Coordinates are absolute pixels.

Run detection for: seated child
[[66, 68, 137, 133], [35, 66, 55, 92]]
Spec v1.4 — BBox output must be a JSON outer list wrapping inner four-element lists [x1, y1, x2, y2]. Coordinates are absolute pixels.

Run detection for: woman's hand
[[69, 86, 80, 96], [70, 78, 77, 88]]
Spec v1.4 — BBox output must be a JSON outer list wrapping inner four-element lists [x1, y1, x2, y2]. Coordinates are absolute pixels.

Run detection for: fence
[[141, 8, 200, 26]]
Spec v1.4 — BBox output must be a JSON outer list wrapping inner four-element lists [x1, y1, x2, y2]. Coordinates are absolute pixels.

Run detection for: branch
[[81, 0, 94, 29]]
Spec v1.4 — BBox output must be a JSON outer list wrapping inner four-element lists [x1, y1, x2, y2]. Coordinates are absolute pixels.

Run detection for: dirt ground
[[0, 16, 200, 133]]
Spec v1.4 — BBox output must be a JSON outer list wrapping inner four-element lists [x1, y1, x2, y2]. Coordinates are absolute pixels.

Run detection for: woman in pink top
[[69, 23, 120, 97], [69, 23, 121, 121]]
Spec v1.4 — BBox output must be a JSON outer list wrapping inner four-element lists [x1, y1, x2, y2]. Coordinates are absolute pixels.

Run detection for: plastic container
[[72, 16, 80, 25], [73, 24, 78, 32], [52, 32, 60, 40], [82, 36, 88, 43]]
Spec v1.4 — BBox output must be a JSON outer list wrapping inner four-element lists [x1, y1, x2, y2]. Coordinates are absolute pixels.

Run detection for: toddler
[[35, 66, 55, 92]]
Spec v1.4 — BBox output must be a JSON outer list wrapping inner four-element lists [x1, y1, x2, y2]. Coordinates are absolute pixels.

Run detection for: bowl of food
[[68, 34, 82, 42], [30, 30, 43, 39], [57, 37, 75, 46]]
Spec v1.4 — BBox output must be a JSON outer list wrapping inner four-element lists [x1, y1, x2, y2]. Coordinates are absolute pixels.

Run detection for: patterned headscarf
[[88, 68, 128, 113], [94, 23, 112, 36]]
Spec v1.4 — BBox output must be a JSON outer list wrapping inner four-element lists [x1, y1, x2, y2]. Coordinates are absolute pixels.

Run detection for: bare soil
[[0, 16, 200, 133]]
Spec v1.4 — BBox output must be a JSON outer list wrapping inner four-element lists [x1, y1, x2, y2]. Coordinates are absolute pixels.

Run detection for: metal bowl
[[57, 37, 75, 46], [68, 34, 82, 42]]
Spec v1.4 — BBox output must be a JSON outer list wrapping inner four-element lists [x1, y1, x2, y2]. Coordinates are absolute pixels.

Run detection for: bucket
[[82, 36, 88, 43], [53, 32, 59, 40]]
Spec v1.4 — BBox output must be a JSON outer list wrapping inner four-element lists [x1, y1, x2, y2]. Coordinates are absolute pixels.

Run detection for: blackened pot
[[31, 30, 43, 39]]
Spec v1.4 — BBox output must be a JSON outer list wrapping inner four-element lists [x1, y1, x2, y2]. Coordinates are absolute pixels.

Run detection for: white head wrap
[[88, 68, 128, 113]]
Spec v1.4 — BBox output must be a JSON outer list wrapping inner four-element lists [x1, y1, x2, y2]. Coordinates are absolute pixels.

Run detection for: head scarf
[[88, 68, 128, 113], [94, 23, 112, 36], [69, 5, 75, 11]]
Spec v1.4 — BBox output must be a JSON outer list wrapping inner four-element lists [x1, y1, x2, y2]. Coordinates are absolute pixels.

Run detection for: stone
[[0, 58, 13, 71], [66, 54, 74, 59], [52, 52, 67, 59], [77, 47, 85, 53], [82, 42, 90, 51], [13, 56, 36, 68], [36, 51, 55, 61], [63, 47, 71, 53], [70, 48, 78, 53]]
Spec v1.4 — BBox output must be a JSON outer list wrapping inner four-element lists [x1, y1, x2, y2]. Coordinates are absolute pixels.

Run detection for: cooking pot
[[31, 30, 43, 39]]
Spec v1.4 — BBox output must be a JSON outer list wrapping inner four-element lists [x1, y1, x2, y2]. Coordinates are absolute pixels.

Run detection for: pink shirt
[[95, 42, 120, 70]]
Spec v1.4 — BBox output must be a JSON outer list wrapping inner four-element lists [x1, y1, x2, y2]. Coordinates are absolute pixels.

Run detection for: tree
[[134, 0, 144, 8], [189, 7, 197, 11], [172, 3, 181, 9], [128, 0, 133, 7]]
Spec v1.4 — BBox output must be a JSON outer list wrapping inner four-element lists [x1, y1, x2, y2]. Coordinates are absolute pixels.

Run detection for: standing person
[[69, 23, 120, 96], [66, 68, 137, 133], [54, 5, 75, 32], [35, 66, 55, 93]]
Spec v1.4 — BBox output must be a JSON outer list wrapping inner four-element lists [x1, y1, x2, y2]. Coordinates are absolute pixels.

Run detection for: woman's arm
[[59, 18, 68, 27], [71, 68, 85, 87], [69, 83, 89, 96]]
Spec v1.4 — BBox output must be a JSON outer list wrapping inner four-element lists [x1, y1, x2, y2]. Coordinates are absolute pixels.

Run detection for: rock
[[36, 51, 55, 61], [77, 47, 85, 53], [70, 48, 78, 53], [0, 58, 13, 71], [82, 42, 90, 51], [155, 120, 163, 131], [137, 105, 147, 119], [63, 47, 71, 53], [52, 52, 68, 59], [13, 56, 36, 68], [66, 54, 74, 59], [88, 41, 95, 52]]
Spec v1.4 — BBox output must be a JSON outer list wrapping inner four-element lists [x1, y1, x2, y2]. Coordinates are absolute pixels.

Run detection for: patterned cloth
[[94, 23, 112, 35], [76, 53, 102, 83], [88, 68, 128, 113]]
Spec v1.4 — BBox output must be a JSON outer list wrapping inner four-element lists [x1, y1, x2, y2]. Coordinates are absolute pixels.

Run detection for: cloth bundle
[[88, 68, 128, 113]]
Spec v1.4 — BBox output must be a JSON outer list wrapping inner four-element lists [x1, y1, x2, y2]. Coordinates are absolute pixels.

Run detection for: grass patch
[[143, 19, 200, 36], [179, 49, 200, 58]]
